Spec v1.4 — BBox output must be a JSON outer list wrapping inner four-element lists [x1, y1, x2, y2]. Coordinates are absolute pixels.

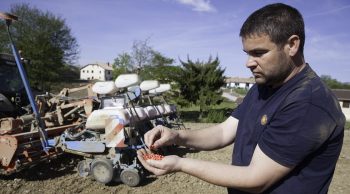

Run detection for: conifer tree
[[178, 56, 225, 118]]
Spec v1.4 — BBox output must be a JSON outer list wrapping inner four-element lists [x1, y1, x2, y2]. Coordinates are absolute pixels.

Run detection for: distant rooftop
[[225, 77, 255, 84], [332, 89, 350, 101], [80, 63, 113, 71]]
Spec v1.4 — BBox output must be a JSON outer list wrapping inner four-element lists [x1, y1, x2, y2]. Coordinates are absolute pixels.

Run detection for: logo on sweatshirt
[[261, 114, 268, 125]]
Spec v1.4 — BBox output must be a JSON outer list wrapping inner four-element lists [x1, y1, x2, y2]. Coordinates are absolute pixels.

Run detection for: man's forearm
[[176, 117, 238, 150], [174, 144, 291, 193], [178, 157, 264, 193], [176, 125, 226, 150]]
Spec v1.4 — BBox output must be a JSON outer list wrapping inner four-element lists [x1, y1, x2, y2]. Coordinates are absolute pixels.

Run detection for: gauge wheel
[[77, 160, 90, 177], [120, 168, 141, 187], [91, 158, 114, 184]]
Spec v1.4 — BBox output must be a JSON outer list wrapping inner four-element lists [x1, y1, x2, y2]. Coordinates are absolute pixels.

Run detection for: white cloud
[[176, 0, 216, 12], [305, 4, 350, 18]]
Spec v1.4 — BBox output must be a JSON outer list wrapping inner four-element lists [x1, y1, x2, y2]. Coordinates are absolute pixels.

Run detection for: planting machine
[[55, 75, 183, 186], [0, 11, 185, 187]]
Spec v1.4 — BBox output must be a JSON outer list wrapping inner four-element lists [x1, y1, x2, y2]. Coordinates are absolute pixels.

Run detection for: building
[[80, 63, 113, 81], [332, 89, 350, 121], [225, 77, 255, 89]]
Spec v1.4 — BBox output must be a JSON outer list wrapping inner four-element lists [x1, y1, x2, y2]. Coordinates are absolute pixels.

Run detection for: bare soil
[[0, 123, 349, 194]]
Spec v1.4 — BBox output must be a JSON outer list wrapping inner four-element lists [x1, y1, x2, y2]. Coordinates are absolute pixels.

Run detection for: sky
[[1, 0, 350, 82]]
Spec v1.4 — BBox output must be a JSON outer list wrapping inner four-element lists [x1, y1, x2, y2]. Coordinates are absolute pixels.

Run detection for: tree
[[139, 65, 182, 83], [112, 38, 177, 81], [177, 56, 225, 118], [321, 75, 350, 89], [0, 4, 79, 91], [138, 50, 177, 82], [131, 39, 153, 69], [151, 51, 174, 67], [112, 52, 132, 79]]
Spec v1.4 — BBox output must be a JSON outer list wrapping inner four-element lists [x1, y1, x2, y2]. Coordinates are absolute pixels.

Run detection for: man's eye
[[250, 51, 266, 57]]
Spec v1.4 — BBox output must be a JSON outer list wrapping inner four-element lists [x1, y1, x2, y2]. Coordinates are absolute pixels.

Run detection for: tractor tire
[[91, 158, 114, 184], [77, 160, 91, 177], [120, 168, 141, 187]]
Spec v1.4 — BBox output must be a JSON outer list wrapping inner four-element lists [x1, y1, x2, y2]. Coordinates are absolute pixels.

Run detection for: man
[[137, 3, 345, 194]]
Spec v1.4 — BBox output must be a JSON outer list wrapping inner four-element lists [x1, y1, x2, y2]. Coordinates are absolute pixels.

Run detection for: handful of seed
[[142, 153, 164, 160]]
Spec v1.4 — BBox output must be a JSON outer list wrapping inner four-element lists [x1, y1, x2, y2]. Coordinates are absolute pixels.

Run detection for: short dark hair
[[240, 3, 305, 54]]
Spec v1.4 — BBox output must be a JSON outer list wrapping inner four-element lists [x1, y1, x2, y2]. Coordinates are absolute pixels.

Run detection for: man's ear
[[286, 35, 300, 57]]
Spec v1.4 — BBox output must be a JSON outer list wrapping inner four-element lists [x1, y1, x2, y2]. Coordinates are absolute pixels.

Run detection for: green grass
[[179, 100, 237, 123], [233, 88, 249, 95], [180, 101, 236, 112], [345, 121, 350, 130]]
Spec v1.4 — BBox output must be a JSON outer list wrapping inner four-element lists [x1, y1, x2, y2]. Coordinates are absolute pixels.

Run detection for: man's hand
[[144, 125, 179, 149], [137, 149, 181, 176]]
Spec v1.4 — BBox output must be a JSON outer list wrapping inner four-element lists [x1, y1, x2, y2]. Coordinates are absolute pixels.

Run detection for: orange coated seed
[[143, 153, 164, 160]]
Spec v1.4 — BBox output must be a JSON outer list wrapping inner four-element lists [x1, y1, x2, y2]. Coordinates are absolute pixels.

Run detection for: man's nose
[[246, 57, 257, 69]]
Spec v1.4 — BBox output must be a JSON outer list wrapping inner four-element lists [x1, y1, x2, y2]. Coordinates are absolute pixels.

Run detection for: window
[[92, 70, 94, 73], [87, 70, 89, 73], [100, 71, 102, 74], [343, 101, 350, 108], [82, 70, 85, 73]]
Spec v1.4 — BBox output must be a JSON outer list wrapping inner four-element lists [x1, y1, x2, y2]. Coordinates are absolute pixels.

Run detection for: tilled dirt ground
[[0, 123, 349, 194]]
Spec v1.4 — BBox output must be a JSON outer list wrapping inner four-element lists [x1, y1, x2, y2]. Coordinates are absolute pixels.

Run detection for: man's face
[[242, 34, 293, 87]]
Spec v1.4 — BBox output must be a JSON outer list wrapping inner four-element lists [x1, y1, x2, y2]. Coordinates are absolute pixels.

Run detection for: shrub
[[233, 88, 249, 95], [345, 121, 350, 130], [205, 109, 227, 123]]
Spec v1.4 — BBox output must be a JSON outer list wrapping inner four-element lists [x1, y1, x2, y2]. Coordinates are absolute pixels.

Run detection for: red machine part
[[0, 117, 24, 135], [0, 122, 79, 175], [0, 135, 17, 166]]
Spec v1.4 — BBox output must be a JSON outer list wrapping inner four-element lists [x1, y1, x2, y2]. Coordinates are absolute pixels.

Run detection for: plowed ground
[[1, 123, 349, 194]]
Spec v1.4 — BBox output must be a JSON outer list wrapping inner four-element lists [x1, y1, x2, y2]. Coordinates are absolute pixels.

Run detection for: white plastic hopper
[[115, 74, 140, 88], [86, 108, 130, 130], [92, 81, 117, 95], [127, 107, 147, 121], [149, 84, 171, 94], [140, 80, 160, 92], [156, 105, 165, 114]]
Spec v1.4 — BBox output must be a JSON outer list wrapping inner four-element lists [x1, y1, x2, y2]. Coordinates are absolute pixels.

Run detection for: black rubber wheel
[[91, 158, 114, 184], [120, 168, 141, 187]]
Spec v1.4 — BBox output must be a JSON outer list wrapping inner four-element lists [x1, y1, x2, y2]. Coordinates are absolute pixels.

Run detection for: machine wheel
[[91, 158, 114, 184], [120, 168, 141, 187], [77, 160, 91, 177]]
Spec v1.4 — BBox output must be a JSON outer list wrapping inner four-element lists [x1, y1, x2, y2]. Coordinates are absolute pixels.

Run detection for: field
[[0, 123, 349, 194]]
